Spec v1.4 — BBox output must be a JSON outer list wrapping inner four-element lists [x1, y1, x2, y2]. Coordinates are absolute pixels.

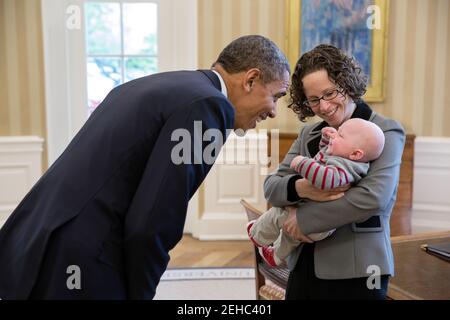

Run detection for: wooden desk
[[388, 231, 450, 300]]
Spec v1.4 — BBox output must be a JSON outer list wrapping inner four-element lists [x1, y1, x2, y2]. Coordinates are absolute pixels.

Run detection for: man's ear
[[349, 149, 364, 161], [243, 68, 261, 92]]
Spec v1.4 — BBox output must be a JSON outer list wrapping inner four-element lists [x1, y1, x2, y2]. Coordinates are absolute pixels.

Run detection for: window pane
[[125, 58, 157, 82], [123, 3, 158, 55], [85, 3, 121, 55], [87, 57, 122, 113]]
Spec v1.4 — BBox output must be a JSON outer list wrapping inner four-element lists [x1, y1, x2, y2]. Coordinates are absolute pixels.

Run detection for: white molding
[[0, 136, 44, 154], [412, 137, 450, 233], [186, 132, 268, 240], [0, 205, 18, 211], [194, 212, 250, 240], [41, 0, 85, 165], [414, 137, 450, 169], [411, 217, 450, 234], [0, 136, 44, 228], [0, 136, 45, 144]]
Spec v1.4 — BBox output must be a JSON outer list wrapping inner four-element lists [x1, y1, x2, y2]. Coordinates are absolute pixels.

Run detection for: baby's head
[[326, 118, 385, 162]]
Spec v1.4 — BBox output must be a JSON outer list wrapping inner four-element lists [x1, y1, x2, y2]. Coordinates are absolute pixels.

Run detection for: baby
[[247, 118, 385, 267]]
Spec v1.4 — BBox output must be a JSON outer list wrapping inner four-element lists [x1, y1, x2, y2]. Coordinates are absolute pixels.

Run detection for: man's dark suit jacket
[[0, 70, 235, 299]]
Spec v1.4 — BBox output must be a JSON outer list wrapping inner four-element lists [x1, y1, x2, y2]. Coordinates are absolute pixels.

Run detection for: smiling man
[[212, 39, 290, 131], [0, 35, 290, 300]]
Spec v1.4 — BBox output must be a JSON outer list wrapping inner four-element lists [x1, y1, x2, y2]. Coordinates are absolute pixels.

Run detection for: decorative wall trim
[[412, 137, 450, 233], [186, 132, 268, 240], [0, 136, 44, 227]]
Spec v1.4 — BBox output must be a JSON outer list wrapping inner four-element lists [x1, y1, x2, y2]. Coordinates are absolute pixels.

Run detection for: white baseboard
[[191, 213, 250, 240], [412, 137, 450, 233]]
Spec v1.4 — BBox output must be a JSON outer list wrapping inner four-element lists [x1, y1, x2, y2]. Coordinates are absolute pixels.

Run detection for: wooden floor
[[168, 234, 255, 268]]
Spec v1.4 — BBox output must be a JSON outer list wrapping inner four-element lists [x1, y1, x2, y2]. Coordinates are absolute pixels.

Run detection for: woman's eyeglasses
[[303, 89, 344, 108]]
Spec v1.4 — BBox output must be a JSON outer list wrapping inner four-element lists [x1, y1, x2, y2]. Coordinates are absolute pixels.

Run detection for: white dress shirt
[[211, 70, 228, 98]]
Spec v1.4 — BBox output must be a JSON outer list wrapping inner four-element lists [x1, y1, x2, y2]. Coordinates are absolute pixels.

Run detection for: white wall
[[412, 137, 450, 233]]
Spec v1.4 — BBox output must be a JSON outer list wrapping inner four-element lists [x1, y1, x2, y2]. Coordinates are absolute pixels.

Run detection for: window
[[42, 0, 197, 164], [85, 1, 158, 114]]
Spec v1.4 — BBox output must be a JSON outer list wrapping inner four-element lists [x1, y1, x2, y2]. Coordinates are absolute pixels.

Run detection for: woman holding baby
[[264, 44, 405, 299]]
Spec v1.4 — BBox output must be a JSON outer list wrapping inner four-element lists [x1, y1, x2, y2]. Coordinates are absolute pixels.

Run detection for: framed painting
[[286, 0, 389, 102]]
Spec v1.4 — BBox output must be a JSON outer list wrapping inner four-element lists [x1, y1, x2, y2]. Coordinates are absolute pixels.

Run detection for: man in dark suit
[[0, 35, 290, 299]]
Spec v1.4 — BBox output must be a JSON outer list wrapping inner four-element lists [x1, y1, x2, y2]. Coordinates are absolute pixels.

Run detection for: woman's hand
[[295, 178, 349, 202], [282, 206, 314, 242]]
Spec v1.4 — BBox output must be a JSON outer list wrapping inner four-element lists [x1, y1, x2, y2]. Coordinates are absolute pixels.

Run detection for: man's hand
[[282, 206, 314, 243], [295, 178, 349, 201], [290, 155, 305, 171]]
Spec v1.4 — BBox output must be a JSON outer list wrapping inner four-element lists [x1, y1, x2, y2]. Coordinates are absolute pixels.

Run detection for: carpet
[[154, 267, 256, 300]]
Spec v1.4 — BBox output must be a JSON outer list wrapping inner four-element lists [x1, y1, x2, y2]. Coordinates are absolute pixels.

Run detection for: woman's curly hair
[[288, 44, 368, 122]]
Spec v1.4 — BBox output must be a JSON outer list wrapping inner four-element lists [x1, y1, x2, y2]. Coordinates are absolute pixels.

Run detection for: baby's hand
[[290, 155, 305, 171], [321, 126, 337, 139]]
